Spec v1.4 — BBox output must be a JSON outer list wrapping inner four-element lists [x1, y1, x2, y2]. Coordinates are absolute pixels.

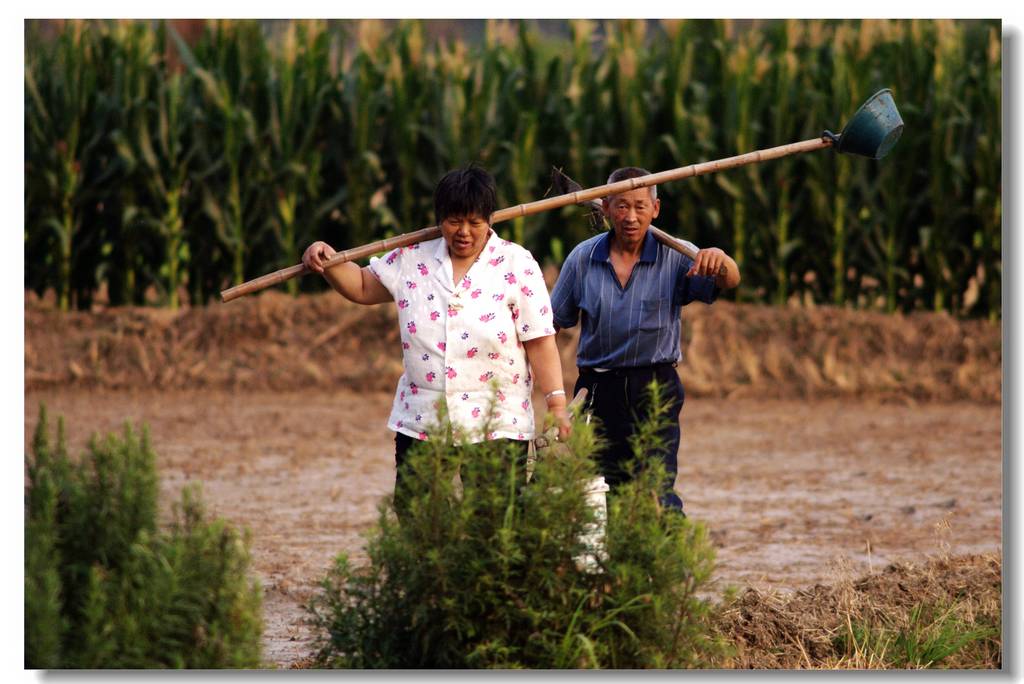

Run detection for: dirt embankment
[[25, 290, 1001, 404]]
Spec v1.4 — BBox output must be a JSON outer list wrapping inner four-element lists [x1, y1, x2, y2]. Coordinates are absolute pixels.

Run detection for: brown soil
[[23, 293, 1002, 668]]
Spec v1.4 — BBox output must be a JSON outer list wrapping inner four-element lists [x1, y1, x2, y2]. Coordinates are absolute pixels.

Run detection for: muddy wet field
[[24, 388, 1002, 668]]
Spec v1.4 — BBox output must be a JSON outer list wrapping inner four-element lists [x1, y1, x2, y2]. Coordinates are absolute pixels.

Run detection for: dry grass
[[714, 553, 1001, 669]]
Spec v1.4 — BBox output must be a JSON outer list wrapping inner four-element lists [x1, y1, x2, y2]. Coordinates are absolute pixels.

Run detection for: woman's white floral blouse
[[368, 231, 555, 444]]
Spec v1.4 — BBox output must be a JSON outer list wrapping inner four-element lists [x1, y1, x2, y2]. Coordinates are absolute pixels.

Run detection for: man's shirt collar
[[590, 229, 659, 264]]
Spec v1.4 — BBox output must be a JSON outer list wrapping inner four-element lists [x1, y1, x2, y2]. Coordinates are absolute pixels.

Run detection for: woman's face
[[441, 213, 491, 260]]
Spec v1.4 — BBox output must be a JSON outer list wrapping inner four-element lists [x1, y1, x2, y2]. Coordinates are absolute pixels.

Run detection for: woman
[[302, 165, 570, 510]]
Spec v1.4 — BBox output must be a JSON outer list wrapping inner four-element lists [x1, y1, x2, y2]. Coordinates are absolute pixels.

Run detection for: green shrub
[[307, 383, 728, 668], [24, 405, 263, 669]]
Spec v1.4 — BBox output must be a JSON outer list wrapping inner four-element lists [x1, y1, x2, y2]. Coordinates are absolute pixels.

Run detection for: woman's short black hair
[[434, 164, 497, 226]]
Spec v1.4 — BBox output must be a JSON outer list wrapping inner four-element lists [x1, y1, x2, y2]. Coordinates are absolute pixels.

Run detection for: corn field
[[24, 19, 1001, 318]]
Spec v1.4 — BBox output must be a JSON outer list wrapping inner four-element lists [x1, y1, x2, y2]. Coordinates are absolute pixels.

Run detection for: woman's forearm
[[523, 335, 566, 398], [323, 261, 364, 299], [323, 263, 391, 304], [523, 334, 571, 438]]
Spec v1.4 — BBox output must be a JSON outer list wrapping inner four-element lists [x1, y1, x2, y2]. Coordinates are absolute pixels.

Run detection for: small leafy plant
[[25, 405, 263, 669]]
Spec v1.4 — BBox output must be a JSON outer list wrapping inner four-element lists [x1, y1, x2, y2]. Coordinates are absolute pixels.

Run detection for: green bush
[[307, 383, 727, 668], [24, 405, 263, 669]]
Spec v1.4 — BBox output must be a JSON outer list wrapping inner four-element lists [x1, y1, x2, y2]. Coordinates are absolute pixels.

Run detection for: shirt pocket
[[639, 297, 668, 331]]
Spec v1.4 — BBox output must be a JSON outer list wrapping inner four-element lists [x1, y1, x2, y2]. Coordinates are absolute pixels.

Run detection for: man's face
[[603, 188, 660, 250], [440, 213, 491, 260]]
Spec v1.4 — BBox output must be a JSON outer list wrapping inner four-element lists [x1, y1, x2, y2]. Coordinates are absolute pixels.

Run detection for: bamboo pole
[[221, 135, 833, 302], [552, 171, 724, 274]]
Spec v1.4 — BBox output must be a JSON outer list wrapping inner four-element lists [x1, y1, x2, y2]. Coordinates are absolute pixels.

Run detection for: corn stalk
[[266, 21, 334, 294], [25, 21, 101, 310], [172, 20, 269, 288]]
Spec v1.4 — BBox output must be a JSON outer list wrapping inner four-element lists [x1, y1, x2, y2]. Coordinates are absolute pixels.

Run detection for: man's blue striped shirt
[[550, 229, 719, 369]]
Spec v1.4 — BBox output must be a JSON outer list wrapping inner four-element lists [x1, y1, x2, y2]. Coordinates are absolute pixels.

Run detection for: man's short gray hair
[[607, 166, 657, 201]]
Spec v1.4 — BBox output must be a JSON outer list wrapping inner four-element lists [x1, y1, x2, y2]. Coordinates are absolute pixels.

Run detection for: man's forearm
[[715, 254, 741, 290]]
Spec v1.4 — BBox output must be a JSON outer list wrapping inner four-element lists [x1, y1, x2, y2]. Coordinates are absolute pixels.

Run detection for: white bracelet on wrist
[[544, 389, 566, 402]]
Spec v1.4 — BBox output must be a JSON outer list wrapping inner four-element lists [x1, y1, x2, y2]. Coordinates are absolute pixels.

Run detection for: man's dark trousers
[[573, 363, 685, 512]]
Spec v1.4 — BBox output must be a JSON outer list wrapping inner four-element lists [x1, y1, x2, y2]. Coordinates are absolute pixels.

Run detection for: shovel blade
[[835, 88, 905, 159]]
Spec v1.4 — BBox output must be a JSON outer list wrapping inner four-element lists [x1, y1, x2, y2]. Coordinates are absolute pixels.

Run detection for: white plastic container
[[575, 476, 610, 573]]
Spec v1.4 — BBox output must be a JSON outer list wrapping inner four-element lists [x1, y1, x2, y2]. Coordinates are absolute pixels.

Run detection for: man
[[550, 166, 740, 514]]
